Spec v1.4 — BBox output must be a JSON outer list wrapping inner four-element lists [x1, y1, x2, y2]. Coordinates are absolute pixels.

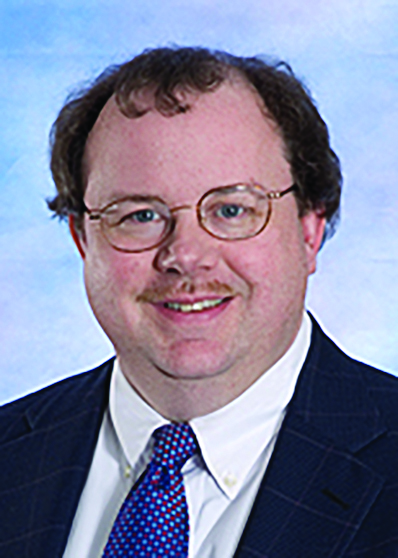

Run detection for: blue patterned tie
[[102, 423, 198, 557]]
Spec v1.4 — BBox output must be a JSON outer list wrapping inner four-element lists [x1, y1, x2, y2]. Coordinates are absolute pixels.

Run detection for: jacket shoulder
[[303, 316, 398, 437], [0, 358, 114, 444], [356, 359, 398, 428]]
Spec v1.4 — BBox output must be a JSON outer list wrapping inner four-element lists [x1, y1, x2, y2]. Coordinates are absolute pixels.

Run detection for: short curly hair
[[48, 46, 342, 241]]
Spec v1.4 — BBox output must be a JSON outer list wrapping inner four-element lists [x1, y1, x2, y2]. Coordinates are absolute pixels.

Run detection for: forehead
[[84, 81, 291, 204]]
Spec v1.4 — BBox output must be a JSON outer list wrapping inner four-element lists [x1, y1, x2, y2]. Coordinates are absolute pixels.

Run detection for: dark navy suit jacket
[[1, 319, 398, 557]]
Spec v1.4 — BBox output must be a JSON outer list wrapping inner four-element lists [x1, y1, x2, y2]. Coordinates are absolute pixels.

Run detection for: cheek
[[223, 221, 308, 308], [83, 245, 149, 317], [83, 251, 154, 352], [83, 226, 142, 284]]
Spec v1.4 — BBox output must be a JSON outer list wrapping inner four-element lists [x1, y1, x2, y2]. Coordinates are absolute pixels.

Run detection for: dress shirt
[[63, 312, 312, 558]]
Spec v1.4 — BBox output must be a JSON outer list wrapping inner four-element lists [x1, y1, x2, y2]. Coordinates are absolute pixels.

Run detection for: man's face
[[73, 81, 324, 410]]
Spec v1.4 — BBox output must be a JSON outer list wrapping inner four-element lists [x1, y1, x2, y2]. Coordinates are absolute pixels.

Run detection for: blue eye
[[217, 204, 244, 219], [132, 209, 158, 222], [118, 208, 161, 225]]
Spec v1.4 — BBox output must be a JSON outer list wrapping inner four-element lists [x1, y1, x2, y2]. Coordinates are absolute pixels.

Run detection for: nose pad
[[153, 214, 219, 275]]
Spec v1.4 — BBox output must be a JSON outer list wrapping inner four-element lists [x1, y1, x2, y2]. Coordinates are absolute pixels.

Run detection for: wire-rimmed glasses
[[83, 182, 297, 253]]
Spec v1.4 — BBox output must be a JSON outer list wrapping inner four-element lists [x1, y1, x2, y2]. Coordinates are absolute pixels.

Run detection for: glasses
[[83, 183, 297, 253]]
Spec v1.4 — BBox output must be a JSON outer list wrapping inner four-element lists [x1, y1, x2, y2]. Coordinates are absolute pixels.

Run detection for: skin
[[70, 80, 325, 421]]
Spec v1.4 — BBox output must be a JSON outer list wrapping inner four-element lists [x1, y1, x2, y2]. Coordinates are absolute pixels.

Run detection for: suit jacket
[[1, 319, 398, 557]]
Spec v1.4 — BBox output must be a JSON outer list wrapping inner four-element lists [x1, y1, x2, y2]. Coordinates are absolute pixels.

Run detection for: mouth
[[162, 297, 232, 313]]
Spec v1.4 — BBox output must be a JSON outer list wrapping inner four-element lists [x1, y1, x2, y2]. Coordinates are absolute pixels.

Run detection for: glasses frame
[[83, 183, 298, 253]]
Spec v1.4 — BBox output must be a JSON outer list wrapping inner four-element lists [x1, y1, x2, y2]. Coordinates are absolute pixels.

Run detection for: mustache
[[137, 280, 234, 303]]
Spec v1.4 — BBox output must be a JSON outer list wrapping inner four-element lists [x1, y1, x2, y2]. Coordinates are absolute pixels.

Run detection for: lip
[[160, 295, 229, 304], [150, 296, 234, 323]]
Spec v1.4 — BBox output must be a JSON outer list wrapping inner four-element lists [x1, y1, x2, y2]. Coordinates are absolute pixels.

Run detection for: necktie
[[103, 422, 198, 557]]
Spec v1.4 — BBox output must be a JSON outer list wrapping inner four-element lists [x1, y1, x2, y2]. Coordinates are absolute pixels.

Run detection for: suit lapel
[[0, 360, 113, 558], [234, 319, 386, 558]]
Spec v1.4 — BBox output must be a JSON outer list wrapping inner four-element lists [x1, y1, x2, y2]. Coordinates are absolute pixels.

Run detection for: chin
[[156, 339, 235, 381]]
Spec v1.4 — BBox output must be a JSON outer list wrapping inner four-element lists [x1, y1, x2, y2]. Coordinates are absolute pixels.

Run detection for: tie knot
[[152, 423, 198, 471]]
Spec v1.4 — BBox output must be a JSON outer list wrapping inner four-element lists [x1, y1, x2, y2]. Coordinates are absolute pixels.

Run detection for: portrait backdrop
[[1, 0, 397, 404]]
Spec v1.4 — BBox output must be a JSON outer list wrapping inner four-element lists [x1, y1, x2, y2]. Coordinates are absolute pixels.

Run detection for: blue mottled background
[[1, 0, 397, 403]]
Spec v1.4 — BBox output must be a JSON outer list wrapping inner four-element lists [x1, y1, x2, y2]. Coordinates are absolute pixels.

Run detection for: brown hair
[[48, 46, 342, 240]]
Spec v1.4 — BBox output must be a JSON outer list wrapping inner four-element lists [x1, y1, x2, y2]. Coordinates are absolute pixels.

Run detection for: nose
[[154, 209, 219, 275]]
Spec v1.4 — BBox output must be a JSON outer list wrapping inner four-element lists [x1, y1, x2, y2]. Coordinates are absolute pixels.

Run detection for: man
[[1, 47, 397, 557]]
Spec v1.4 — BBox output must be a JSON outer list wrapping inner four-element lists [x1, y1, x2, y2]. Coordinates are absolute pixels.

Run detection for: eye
[[216, 204, 245, 219], [120, 208, 161, 224], [132, 208, 159, 223]]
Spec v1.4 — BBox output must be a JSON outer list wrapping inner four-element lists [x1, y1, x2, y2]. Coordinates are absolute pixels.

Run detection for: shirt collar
[[110, 311, 312, 499], [109, 364, 168, 478]]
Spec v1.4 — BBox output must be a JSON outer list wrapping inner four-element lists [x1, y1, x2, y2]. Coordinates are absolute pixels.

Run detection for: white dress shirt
[[63, 312, 312, 558]]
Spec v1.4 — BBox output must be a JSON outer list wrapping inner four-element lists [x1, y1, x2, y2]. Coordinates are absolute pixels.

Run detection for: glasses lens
[[102, 198, 171, 251], [199, 185, 270, 240]]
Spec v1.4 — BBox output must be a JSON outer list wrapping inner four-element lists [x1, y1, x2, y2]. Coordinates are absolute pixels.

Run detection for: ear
[[300, 211, 326, 275], [68, 214, 86, 259]]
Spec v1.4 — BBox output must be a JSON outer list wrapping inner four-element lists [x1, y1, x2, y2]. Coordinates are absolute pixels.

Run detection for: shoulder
[[308, 315, 398, 426], [0, 358, 114, 444], [353, 358, 398, 428]]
